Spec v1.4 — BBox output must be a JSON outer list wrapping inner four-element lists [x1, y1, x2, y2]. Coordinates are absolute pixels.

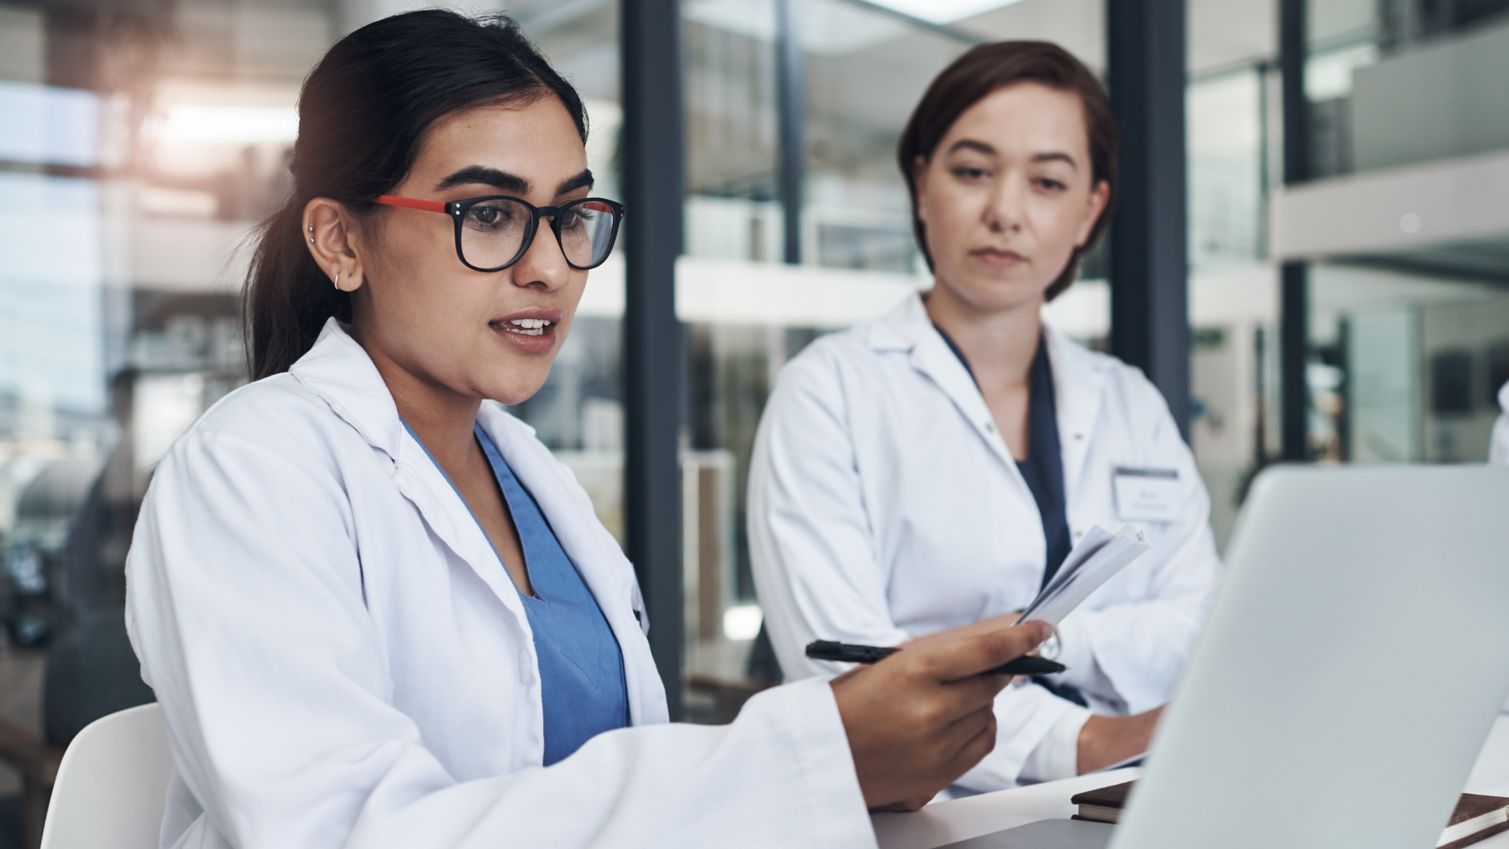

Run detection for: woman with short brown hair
[[750, 40, 1222, 790]]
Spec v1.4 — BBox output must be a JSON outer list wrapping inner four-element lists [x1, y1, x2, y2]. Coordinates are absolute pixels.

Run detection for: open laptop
[[943, 465, 1509, 849]]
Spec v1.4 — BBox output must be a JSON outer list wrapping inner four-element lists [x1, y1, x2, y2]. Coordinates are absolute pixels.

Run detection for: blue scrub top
[[403, 419, 630, 766]]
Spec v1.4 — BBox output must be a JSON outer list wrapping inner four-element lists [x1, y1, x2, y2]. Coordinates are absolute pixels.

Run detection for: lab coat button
[[984, 422, 995, 433]]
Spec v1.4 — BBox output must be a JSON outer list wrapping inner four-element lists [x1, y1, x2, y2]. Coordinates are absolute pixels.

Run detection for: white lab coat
[[748, 293, 1221, 790], [125, 319, 873, 849], [1492, 382, 1509, 465]]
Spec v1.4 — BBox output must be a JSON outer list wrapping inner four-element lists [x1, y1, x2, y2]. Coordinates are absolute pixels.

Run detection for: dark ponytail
[[244, 10, 588, 379]]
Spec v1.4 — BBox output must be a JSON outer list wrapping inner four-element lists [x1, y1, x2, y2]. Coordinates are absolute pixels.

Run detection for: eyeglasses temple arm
[[374, 195, 448, 214]]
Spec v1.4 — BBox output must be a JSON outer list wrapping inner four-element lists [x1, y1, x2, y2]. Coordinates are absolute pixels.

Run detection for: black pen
[[805, 639, 1066, 676]]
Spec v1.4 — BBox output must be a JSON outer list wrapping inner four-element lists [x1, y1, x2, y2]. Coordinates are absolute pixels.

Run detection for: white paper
[[1016, 525, 1150, 627]]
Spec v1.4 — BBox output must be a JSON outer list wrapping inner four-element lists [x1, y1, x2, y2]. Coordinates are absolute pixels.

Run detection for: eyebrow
[[947, 139, 997, 158], [945, 139, 1080, 171], [555, 169, 595, 196], [1030, 152, 1079, 171], [434, 166, 596, 197], [435, 166, 526, 194]]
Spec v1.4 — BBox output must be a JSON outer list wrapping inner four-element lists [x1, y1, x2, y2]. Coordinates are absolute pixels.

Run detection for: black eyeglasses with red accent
[[374, 194, 626, 272]]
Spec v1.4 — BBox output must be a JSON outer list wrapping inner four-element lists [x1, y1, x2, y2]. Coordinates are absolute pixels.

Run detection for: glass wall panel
[[1185, 61, 1277, 548], [1181, 0, 1509, 546], [1293, 0, 1509, 473]]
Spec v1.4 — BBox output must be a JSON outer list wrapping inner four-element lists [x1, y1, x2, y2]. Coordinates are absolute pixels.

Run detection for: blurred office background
[[1, 0, 1507, 844]]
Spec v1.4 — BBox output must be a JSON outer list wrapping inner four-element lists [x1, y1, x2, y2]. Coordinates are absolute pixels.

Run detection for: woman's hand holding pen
[[830, 615, 1054, 811]]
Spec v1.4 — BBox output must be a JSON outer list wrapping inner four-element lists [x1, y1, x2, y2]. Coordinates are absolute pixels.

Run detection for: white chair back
[[39, 703, 170, 849]]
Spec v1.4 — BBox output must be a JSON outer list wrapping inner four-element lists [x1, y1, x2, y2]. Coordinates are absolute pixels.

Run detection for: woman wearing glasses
[[124, 10, 1051, 849], [748, 42, 1222, 789]]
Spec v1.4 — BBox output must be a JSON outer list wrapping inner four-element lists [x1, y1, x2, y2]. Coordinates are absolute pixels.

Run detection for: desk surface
[[873, 716, 1509, 849]]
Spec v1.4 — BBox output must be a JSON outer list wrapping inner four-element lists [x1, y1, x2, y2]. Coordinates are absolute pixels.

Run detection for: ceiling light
[[862, 0, 1023, 25]]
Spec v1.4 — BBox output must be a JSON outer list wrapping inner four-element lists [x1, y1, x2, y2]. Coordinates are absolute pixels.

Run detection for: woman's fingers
[[939, 703, 997, 757], [956, 709, 999, 767], [912, 619, 1054, 683], [835, 617, 1054, 809], [933, 667, 1011, 721], [918, 704, 998, 789]]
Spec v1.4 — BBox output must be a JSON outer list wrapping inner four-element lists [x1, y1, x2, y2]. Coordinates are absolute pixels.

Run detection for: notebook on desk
[[937, 466, 1509, 849], [1069, 780, 1509, 848]]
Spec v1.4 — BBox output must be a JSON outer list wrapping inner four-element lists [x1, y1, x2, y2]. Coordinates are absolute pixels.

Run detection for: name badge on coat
[[1113, 466, 1182, 523]]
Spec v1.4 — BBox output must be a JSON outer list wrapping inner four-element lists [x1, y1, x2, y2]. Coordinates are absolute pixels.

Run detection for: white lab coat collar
[[288, 319, 663, 724], [867, 293, 1004, 463], [288, 319, 410, 463], [289, 319, 530, 628], [288, 319, 543, 464], [865, 292, 1109, 485]]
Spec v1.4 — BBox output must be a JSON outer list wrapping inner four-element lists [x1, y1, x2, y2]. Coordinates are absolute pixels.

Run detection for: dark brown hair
[[896, 41, 1116, 301], [244, 9, 588, 379]]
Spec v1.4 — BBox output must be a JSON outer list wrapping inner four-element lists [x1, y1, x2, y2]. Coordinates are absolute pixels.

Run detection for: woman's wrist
[[1076, 710, 1158, 774]]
